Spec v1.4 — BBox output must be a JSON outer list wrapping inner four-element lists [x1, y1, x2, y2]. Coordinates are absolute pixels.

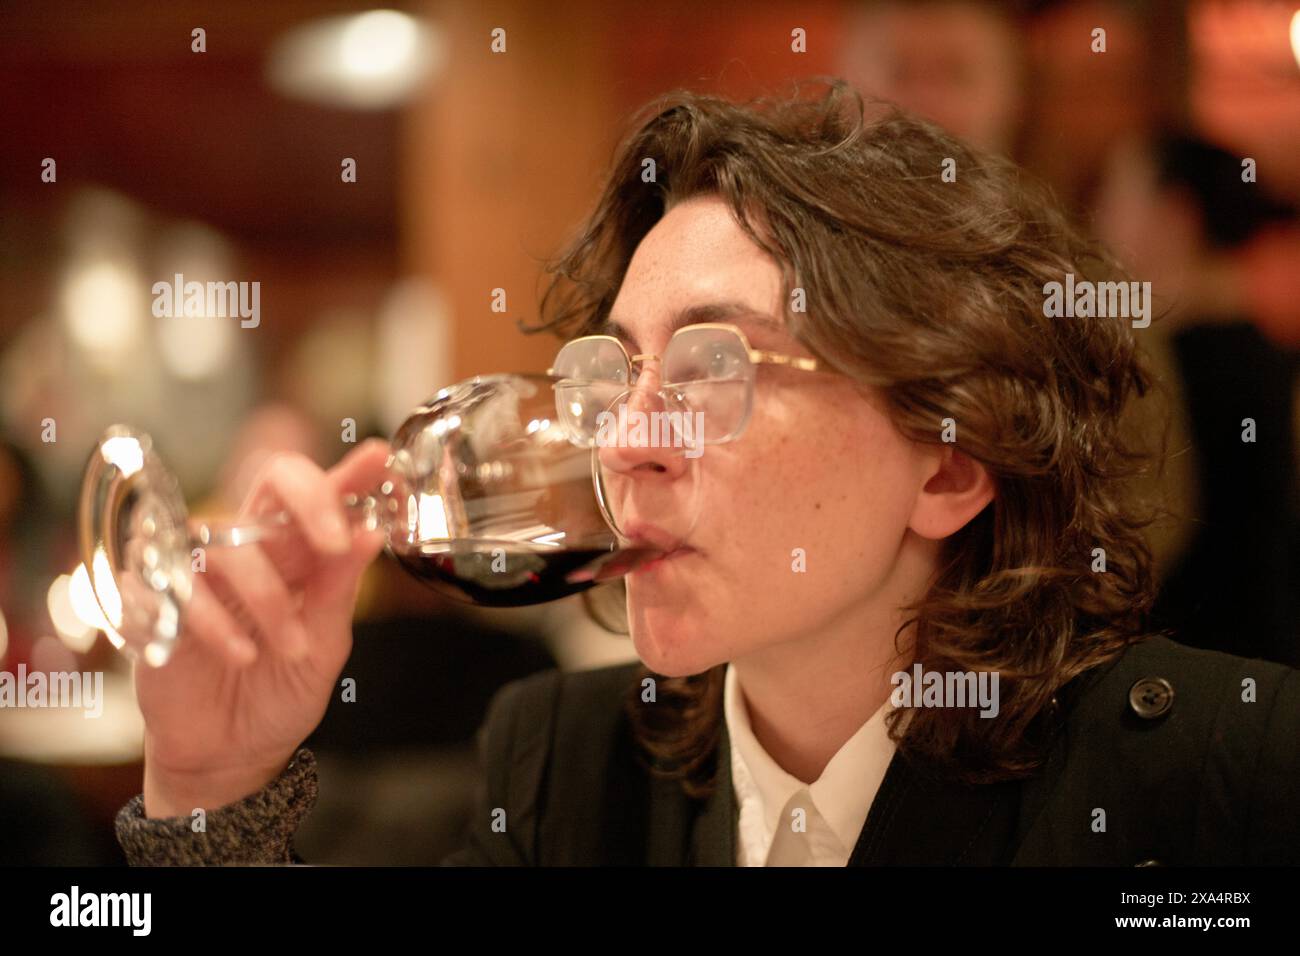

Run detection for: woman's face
[[597, 194, 959, 678]]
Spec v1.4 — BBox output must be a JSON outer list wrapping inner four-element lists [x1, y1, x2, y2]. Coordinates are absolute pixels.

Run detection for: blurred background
[[1, 0, 1297, 864]]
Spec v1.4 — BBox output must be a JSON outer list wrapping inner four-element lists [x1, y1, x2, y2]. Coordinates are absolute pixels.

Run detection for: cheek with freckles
[[705, 390, 913, 619], [625, 387, 922, 676]]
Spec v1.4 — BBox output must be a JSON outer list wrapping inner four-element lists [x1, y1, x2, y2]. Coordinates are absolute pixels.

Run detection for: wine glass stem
[[189, 492, 380, 548]]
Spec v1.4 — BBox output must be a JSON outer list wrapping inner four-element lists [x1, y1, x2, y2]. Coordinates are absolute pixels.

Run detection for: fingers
[[241, 453, 351, 556], [180, 440, 392, 665], [305, 525, 387, 621], [238, 440, 391, 557], [257, 439, 392, 590], [308, 439, 393, 609], [183, 573, 260, 666], [326, 437, 392, 498], [204, 544, 311, 661]]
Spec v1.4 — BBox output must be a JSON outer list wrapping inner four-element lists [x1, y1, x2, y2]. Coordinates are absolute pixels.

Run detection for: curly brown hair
[[524, 78, 1174, 797]]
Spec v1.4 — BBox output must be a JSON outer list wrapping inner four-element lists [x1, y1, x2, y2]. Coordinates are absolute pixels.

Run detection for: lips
[[621, 520, 697, 575], [621, 520, 691, 553], [630, 547, 693, 575]]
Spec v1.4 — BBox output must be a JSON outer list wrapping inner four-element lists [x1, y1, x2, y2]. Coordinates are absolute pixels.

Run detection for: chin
[[628, 611, 720, 678]]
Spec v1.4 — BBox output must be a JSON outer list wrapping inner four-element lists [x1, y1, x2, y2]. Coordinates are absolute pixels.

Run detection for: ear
[[907, 444, 995, 540]]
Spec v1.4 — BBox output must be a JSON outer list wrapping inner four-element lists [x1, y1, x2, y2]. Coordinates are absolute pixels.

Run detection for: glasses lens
[[662, 326, 754, 443], [553, 337, 631, 445]]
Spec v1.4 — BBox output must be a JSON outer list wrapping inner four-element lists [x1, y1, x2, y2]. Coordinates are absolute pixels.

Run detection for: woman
[[115, 81, 1300, 866]]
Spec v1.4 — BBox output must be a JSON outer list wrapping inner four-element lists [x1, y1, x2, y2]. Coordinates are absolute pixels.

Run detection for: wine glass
[[78, 372, 700, 667]]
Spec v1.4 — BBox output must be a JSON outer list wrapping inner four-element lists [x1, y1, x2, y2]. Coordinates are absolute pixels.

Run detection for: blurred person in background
[[837, 0, 1027, 157], [1095, 132, 1300, 667]]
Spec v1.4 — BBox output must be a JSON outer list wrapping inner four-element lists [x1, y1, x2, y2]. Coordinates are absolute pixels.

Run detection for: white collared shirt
[[724, 661, 897, 866]]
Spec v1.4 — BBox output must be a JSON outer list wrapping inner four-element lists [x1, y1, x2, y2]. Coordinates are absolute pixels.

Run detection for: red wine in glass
[[391, 538, 660, 607]]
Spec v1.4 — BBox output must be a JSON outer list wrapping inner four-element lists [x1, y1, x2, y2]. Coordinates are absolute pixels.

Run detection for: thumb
[[303, 437, 394, 626], [306, 525, 387, 621]]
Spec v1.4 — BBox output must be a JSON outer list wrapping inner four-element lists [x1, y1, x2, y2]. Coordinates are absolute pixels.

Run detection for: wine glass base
[[78, 425, 193, 666]]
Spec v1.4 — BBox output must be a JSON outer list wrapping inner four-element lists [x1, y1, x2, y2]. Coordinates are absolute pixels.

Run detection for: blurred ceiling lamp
[[155, 222, 237, 382], [266, 9, 443, 109], [1292, 10, 1300, 69], [60, 257, 146, 370]]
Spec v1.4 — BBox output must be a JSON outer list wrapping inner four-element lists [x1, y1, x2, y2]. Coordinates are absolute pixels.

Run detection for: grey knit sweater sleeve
[[114, 749, 318, 866]]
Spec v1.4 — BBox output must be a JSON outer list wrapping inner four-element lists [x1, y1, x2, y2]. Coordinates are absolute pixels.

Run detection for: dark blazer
[[440, 636, 1300, 866]]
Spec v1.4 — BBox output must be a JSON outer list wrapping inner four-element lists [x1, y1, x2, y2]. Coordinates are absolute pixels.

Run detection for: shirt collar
[[723, 661, 898, 855]]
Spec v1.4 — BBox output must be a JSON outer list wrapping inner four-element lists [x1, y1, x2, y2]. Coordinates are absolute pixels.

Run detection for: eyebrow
[[598, 302, 786, 350]]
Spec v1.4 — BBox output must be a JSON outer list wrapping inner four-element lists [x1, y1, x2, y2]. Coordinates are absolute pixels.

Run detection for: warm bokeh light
[[60, 258, 145, 366], [46, 572, 96, 652], [68, 562, 113, 634], [266, 9, 443, 109], [154, 223, 239, 382]]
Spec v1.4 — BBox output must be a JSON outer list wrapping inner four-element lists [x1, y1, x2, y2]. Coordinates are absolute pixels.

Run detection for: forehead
[[603, 195, 786, 347], [598, 302, 786, 346]]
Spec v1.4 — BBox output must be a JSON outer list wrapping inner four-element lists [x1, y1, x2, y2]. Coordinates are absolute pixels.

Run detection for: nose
[[595, 363, 693, 482], [627, 352, 661, 389]]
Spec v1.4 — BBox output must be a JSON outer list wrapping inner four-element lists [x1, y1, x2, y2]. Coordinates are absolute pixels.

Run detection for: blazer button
[[1128, 677, 1174, 719]]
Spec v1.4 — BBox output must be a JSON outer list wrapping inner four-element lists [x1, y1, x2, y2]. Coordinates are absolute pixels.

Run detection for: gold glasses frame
[[548, 321, 820, 380], [548, 322, 822, 445]]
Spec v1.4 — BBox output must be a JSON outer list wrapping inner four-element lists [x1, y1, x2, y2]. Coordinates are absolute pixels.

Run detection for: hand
[[134, 439, 391, 818]]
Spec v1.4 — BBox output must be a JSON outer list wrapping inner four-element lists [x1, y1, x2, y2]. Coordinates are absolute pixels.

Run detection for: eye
[[667, 336, 747, 382], [705, 347, 732, 376], [554, 337, 630, 383], [673, 347, 724, 380]]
